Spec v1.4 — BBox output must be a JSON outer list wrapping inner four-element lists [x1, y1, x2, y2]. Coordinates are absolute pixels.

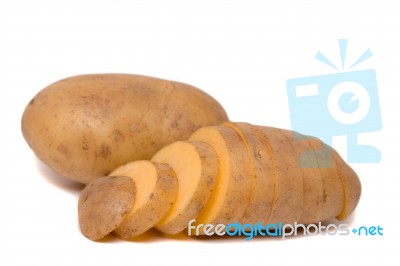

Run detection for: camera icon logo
[[286, 40, 382, 164]]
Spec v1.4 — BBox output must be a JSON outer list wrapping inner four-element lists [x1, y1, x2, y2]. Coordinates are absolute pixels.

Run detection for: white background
[[1, 0, 398, 265]]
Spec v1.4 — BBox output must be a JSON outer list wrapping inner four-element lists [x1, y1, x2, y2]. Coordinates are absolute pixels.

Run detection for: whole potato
[[22, 74, 228, 184]]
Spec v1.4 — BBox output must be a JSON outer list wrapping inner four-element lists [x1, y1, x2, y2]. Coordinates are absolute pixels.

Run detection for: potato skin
[[78, 175, 136, 241], [22, 74, 228, 184]]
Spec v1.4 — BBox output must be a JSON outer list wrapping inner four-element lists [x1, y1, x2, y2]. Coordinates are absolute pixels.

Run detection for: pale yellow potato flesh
[[110, 161, 178, 238], [189, 126, 252, 232], [223, 122, 274, 224], [151, 141, 218, 234], [258, 126, 304, 225]]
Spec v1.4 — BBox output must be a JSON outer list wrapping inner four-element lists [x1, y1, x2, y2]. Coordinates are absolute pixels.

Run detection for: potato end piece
[[111, 161, 178, 239], [152, 141, 218, 235], [78, 176, 136, 241]]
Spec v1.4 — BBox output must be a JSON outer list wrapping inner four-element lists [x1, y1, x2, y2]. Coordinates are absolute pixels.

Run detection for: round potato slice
[[78, 176, 136, 241], [151, 141, 218, 234], [189, 126, 252, 232], [110, 161, 178, 238], [222, 122, 274, 225]]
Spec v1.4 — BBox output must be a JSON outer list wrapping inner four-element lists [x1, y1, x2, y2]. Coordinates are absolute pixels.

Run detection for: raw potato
[[151, 141, 218, 234], [258, 126, 304, 225], [332, 150, 362, 220], [77, 122, 361, 240], [78, 176, 136, 241], [307, 139, 345, 221], [279, 130, 324, 224], [188, 126, 252, 230], [21, 74, 228, 184], [109, 161, 178, 238], [222, 122, 274, 224]]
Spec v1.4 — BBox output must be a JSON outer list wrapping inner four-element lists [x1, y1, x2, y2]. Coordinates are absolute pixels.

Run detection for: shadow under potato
[[35, 157, 85, 195]]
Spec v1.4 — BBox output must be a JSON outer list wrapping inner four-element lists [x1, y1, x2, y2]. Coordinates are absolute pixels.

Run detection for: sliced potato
[[280, 130, 324, 224], [151, 141, 218, 234], [223, 122, 274, 224], [306, 139, 345, 221], [189, 126, 252, 231], [258, 126, 304, 225], [78, 176, 136, 241], [110, 161, 178, 238], [332, 150, 361, 220]]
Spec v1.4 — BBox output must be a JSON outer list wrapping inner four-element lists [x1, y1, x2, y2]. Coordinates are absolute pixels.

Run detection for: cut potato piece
[[151, 141, 218, 234], [306, 139, 345, 221], [258, 126, 304, 225], [223, 122, 274, 224], [332, 150, 361, 220], [280, 130, 324, 224], [78, 176, 136, 241], [189, 126, 252, 231], [110, 161, 178, 238]]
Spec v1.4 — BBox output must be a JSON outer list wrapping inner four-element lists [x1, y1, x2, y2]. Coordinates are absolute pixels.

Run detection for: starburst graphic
[[315, 39, 373, 70], [286, 39, 382, 163]]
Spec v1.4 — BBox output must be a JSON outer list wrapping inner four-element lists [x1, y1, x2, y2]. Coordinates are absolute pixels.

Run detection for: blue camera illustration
[[286, 40, 382, 164]]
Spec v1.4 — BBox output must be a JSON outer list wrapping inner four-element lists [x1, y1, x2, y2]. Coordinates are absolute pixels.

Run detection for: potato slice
[[280, 130, 324, 224], [223, 122, 274, 224], [258, 126, 304, 225], [332, 150, 361, 220], [151, 141, 218, 234], [110, 161, 178, 238], [189, 126, 252, 231], [78, 176, 136, 241], [306, 140, 345, 221]]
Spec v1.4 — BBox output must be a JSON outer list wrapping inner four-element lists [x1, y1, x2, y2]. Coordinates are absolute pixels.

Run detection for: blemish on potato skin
[[171, 121, 178, 128], [57, 144, 71, 158], [53, 157, 61, 166], [323, 190, 327, 203], [112, 130, 125, 142], [206, 175, 215, 188], [100, 143, 111, 159], [82, 138, 89, 153]]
